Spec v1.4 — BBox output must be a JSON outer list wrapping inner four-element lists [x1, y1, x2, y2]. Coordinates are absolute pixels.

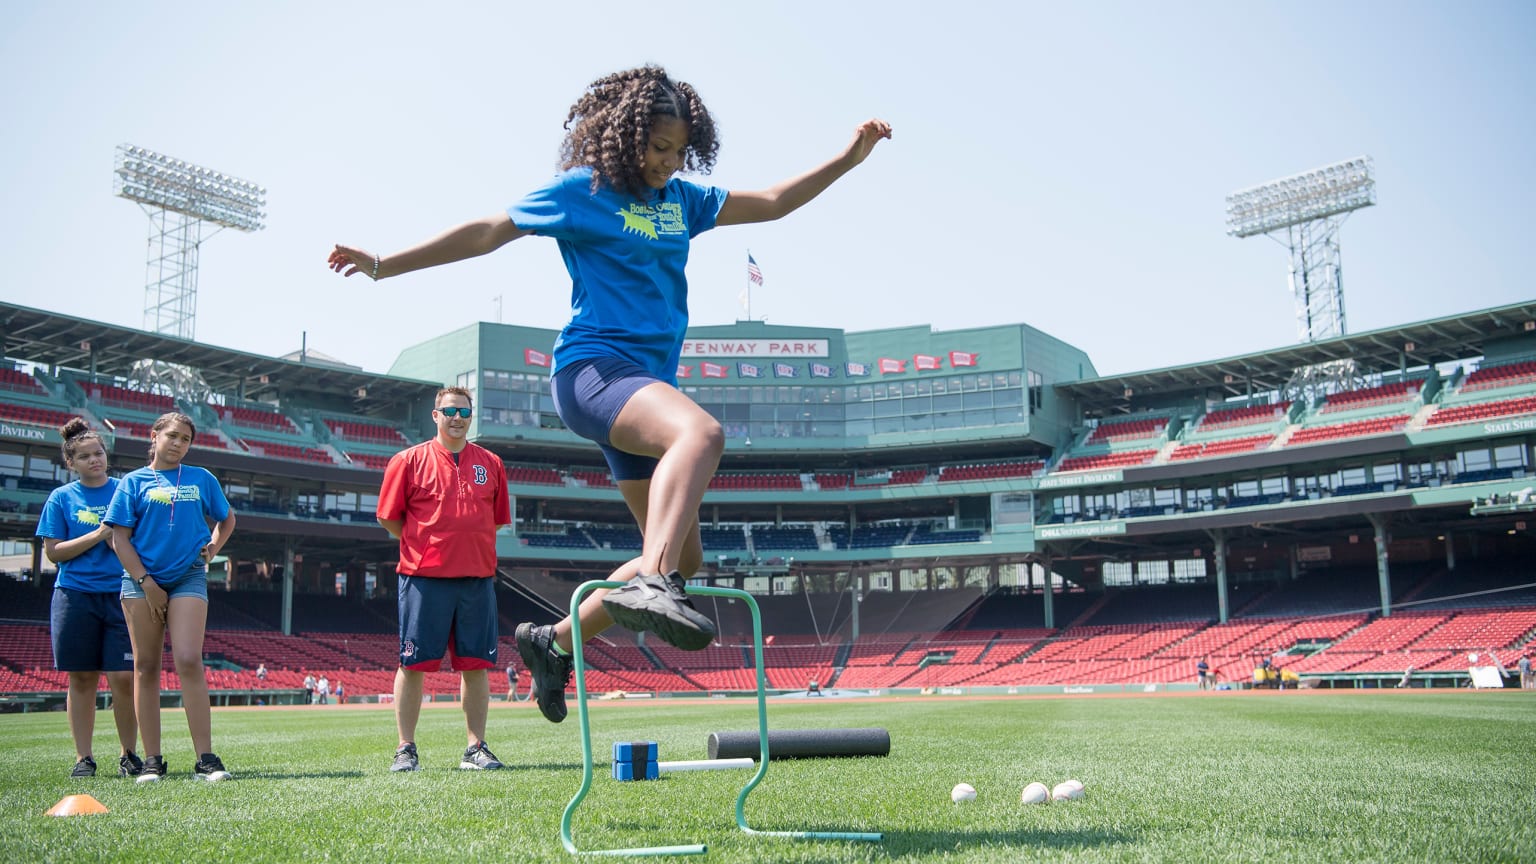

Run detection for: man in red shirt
[[377, 387, 510, 772]]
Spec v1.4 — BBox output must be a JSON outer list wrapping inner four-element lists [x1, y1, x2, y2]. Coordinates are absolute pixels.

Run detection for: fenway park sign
[[680, 340, 829, 358]]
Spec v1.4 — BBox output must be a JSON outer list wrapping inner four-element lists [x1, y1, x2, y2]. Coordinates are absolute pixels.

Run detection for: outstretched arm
[[328, 213, 529, 281], [715, 119, 893, 227]]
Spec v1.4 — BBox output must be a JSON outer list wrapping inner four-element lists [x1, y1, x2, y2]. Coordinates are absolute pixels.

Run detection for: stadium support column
[[1368, 513, 1392, 618], [1444, 531, 1456, 571], [282, 542, 296, 636], [1207, 529, 1229, 623], [1040, 552, 1055, 630]]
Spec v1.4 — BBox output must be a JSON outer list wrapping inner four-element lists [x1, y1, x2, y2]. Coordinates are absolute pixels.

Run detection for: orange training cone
[[46, 794, 110, 816]]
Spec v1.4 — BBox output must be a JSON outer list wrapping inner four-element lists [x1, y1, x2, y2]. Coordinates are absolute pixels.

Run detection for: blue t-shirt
[[507, 166, 728, 382], [105, 465, 231, 582], [35, 478, 122, 593]]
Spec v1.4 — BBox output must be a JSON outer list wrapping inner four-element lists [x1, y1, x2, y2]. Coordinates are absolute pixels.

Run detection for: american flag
[[747, 253, 763, 286]]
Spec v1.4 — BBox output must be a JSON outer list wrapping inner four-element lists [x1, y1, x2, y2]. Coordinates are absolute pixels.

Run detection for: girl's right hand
[[142, 579, 170, 624], [327, 244, 375, 279]]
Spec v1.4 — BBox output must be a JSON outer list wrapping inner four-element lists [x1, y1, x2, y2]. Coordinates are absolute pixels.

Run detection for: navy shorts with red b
[[398, 575, 498, 671]]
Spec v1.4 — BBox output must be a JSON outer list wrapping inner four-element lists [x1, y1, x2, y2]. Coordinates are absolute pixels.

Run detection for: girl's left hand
[[200, 543, 216, 563], [846, 119, 893, 166]]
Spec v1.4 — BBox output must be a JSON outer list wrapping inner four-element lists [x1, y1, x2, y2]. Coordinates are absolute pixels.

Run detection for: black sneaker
[[70, 756, 97, 778], [516, 622, 572, 724], [391, 743, 420, 773], [119, 751, 144, 777], [135, 755, 167, 784], [459, 742, 504, 770], [601, 571, 717, 651], [194, 752, 233, 782]]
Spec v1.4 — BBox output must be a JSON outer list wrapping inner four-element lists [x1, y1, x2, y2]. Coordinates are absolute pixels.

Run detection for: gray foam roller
[[707, 727, 890, 760]]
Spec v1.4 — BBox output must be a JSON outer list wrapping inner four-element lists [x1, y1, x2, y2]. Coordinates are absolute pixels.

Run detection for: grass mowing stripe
[[1, 692, 1531, 863]]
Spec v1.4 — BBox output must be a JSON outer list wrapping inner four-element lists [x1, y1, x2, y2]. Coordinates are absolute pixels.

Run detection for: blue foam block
[[611, 741, 659, 781]]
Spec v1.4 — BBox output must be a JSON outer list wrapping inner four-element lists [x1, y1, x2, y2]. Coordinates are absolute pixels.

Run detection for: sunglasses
[[436, 406, 473, 418]]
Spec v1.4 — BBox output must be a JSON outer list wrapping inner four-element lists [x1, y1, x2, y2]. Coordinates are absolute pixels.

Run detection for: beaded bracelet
[[371, 253, 381, 280]]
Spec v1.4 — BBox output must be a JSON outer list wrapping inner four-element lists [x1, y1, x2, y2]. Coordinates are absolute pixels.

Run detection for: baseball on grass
[[1051, 780, 1085, 801], [950, 782, 977, 803], [1020, 782, 1050, 804]]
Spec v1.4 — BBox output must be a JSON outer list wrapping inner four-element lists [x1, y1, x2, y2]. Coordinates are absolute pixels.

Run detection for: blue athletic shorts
[[398, 575, 498, 672], [51, 588, 134, 672], [120, 568, 209, 602], [552, 356, 662, 482]]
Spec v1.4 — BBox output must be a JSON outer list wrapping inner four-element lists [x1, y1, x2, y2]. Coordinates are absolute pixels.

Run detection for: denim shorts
[[120, 568, 209, 602], [552, 356, 662, 482]]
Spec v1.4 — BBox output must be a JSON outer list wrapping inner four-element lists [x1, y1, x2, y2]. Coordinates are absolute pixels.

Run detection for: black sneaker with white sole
[[136, 755, 167, 784], [194, 752, 233, 782], [119, 751, 144, 777], [70, 756, 97, 778], [516, 622, 572, 724], [601, 571, 717, 651], [391, 743, 420, 773], [459, 742, 504, 770]]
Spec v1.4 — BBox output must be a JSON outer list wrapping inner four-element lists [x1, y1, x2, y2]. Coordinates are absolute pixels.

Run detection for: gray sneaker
[[516, 622, 572, 724], [70, 756, 97, 778], [459, 742, 504, 770], [601, 571, 717, 651], [391, 743, 420, 773], [194, 752, 233, 782], [135, 755, 167, 784], [118, 751, 144, 777]]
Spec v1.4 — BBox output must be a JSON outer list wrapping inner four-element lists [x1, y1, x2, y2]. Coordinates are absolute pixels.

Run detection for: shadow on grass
[[587, 822, 1132, 858], [876, 827, 1133, 857], [236, 770, 368, 780]]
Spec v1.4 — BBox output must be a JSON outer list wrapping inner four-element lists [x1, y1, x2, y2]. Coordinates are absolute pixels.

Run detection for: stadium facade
[[2, 299, 1534, 694]]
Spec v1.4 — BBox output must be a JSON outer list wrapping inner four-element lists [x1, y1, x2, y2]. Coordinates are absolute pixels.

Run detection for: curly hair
[[560, 65, 719, 199], [58, 416, 103, 464]]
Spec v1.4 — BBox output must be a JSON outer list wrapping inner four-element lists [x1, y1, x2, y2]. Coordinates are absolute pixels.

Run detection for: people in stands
[[375, 387, 510, 772], [506, 663, 518, 702], [108, 412, 237, 782], [1196, 657, 1210, 690], [333, 679, 344, 704], [327, 65, 890, 727], [36, 417, 142, 778], [316, 674, 330, 705], [303, 671, 316, 705], [1519, 653, 1532, 690], [255, 662, 267, 683]]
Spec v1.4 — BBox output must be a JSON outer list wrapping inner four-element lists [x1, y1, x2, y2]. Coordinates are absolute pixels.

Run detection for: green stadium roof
[[1055, 300, 1536, 413], [0, 301, 440, 415]]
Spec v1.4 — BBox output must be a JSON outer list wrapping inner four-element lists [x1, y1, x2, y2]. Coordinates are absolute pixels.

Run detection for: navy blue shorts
[[397, 575, 498, 672], [552, 356, 662, 482], [51, 588, 134, 672]]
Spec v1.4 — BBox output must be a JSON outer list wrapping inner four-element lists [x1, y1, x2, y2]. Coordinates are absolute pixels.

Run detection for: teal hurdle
[[559, 580, 883, 857]]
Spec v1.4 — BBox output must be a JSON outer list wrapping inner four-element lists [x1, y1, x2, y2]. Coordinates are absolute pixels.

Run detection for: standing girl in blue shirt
[[36, 418, 142, 778], [328, 65, 891, 724], [107, 412, 237, 782]]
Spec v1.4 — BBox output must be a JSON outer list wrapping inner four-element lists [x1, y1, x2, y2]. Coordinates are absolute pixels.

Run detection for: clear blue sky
[[2, 2, 1531, 377]]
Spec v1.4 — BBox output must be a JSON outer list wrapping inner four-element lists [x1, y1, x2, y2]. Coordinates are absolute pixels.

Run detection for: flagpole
[[745, 249, 753, 322]]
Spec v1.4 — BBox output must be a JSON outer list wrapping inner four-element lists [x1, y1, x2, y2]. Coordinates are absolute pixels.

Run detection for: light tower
[[113, 145, 266, 398], [1226, 157, 1375, 402]]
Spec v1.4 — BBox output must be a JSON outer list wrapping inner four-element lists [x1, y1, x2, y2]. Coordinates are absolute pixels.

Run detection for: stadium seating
[[323, 418, 410, 446], [0, 401, 75, 429], [1425, 394, 1536, 427], [0, 368, 47, 395], [1319, 380, 1421, 413], [84, 382, 176, 413], [1193, 402, 1291, 432], [221, 404, 300, 434], [1054, 449, 1157, 473], [1461, 360, 1536, 393], [1285, 415, 1409, 447], [1085, 416, 1168, 444]]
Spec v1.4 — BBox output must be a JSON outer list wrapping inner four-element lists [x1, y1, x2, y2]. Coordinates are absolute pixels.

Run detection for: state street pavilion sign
[[680, 339, 829, 358]]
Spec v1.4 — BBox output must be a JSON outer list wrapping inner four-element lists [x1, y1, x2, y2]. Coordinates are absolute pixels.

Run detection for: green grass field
[[2, 691, 1532, 863]]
